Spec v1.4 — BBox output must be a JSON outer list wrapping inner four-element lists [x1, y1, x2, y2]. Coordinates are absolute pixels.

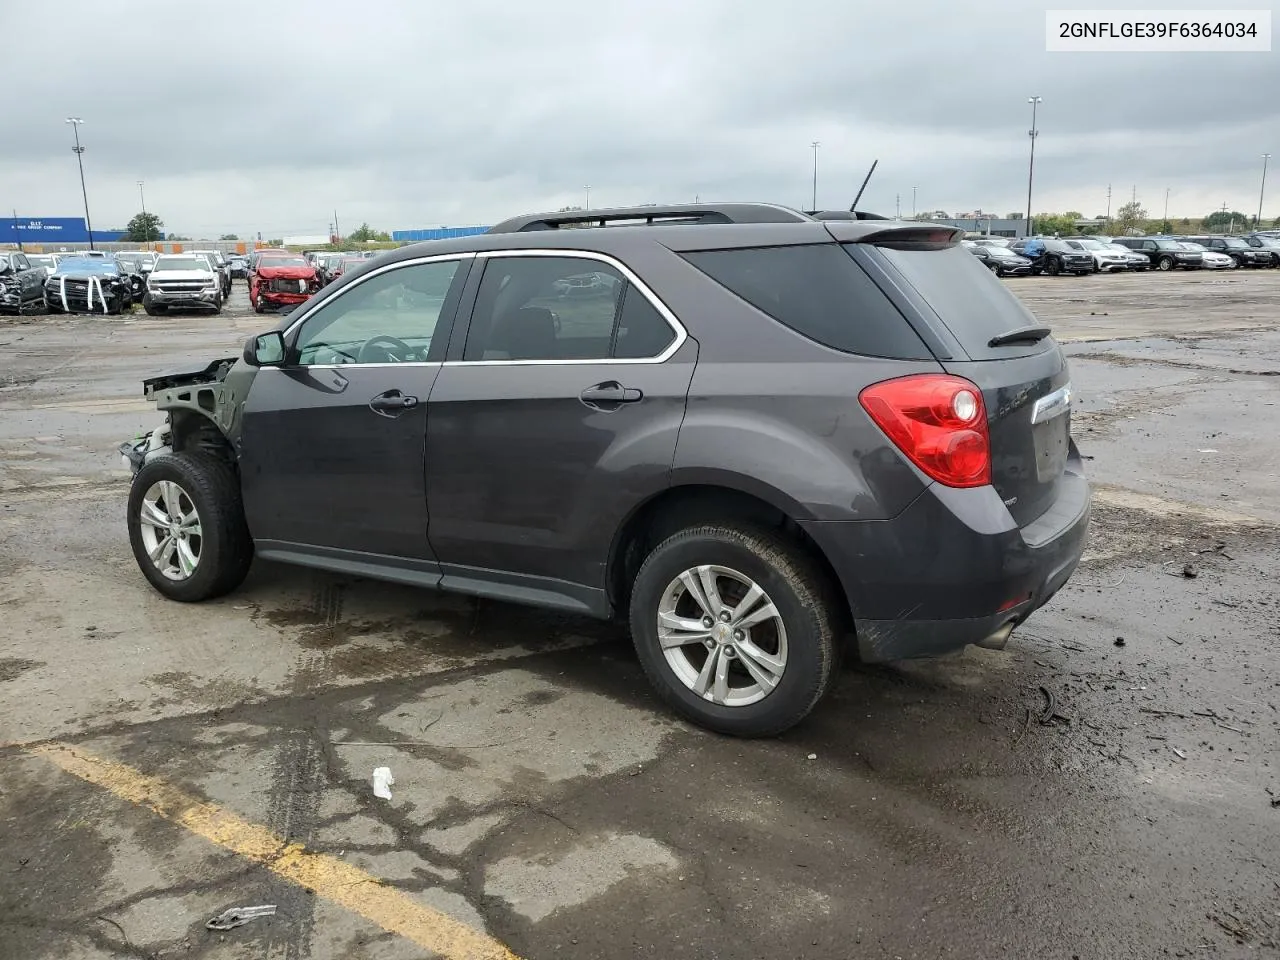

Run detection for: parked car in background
[[1177, 241, 1233, 270], [112, 255, 149, 304], [227, 256, 250, 279], [24, 254, 60, 278], [1180, 236, 1272, 269], [191, 250, 233, 299], [0, 251, 48, 314], [117, 201, 1091, 737], [44, 257, 133, 314], [116, 252, 158, 277], [962, 241, 1032, 277], [1008, 238, 1094, 275], [1063, 239, 1130, 273], [143, 254, 224, 315], [1112, 237, 1203, 270], [1103, 242, 1150, 271], [1241, 234, 1280, 266], [249, 252, 318, 313], [76, 250, 109, 260]]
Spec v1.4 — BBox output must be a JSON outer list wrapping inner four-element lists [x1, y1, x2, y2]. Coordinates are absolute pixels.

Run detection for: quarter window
[[462, 256, 674, 362], [293, 259, 462, 366]]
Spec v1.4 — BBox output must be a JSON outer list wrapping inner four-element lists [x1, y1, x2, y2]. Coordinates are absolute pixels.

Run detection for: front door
[[240, 254, 471, 572], [425, 252, 696, 611]]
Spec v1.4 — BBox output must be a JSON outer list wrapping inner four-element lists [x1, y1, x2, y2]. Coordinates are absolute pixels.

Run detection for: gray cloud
[[2, 0, 1276, 237]]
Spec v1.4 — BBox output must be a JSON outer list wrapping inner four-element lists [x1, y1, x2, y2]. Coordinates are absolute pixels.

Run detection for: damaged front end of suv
[[119, 355, 258, 476]]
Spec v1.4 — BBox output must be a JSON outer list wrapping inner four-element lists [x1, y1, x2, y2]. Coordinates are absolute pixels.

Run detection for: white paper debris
[[372, 766, 395, 800]]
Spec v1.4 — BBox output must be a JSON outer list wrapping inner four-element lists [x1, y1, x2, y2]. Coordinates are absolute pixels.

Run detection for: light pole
[[65, 118, 95, 251], [1024, 96, 1041, 238], [137, 180, 150, 242], [810, 140, 820, 211], [1258, 154, 1271, 228], [584, 185, 590, 210], [912, 185, 918, 218], [1164, 187, 1170, 223]]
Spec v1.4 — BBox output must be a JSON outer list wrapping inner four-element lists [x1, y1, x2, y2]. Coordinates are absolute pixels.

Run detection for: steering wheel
[[357, 335, 414, 364]]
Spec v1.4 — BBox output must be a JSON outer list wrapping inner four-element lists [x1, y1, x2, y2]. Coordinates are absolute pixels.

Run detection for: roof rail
[[485, 203, 814, 234]]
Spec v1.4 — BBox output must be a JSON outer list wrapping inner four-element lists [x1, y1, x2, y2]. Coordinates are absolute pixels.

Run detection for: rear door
[[864, 242, 1074, 527], [424, 251, 696, 609]]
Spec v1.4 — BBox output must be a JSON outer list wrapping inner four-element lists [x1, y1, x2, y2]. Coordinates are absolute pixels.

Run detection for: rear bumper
[[800, 457, 1091, 662]]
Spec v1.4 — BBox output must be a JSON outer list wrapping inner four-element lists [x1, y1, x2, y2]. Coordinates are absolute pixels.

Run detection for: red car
[[249, 252, 319, 313]]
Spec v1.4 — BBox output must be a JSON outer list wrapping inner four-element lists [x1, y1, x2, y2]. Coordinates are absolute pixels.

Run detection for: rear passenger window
[[614, 286, 675, 358], [463, 256, 676, 362], [681, 244, 930, 359]]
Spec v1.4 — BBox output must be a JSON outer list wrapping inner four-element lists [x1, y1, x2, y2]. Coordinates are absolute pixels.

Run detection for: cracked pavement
[[1, 271, 1278, 958]]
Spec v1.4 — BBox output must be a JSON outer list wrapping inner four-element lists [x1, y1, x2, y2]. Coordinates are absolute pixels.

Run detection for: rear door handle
[[369, 389, 419, 417], [580, 381, 643, 410]]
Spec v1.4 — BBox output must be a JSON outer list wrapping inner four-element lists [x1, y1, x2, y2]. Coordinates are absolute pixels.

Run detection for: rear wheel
[[628, 524, 841, 737], [126, 452, 253, 602]]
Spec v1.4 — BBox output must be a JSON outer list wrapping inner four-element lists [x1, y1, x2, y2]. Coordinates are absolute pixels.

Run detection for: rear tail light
[[859, 374, 991, 488]]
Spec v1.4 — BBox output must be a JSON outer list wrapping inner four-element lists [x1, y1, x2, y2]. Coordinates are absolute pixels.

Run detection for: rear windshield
[[872, 245, 1044, 359], [680, 244, 930, 360]]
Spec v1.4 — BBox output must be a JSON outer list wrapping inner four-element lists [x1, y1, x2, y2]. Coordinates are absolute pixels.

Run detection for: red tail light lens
[[859, 374, 991, 487]]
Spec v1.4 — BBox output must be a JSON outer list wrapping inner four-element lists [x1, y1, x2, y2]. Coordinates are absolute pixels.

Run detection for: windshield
[[259, 256, 310, 268], [1075, 239, 1108, 250], [154, 257, 211, 272], [52, 258, 119, 276], [28, 255, 56, 268]]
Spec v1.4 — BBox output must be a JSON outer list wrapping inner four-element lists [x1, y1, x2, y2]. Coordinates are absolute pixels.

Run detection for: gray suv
[[120, 203, 1090, 737]]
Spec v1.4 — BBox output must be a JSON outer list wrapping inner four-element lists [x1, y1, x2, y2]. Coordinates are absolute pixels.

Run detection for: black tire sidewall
[[126, 452, 250, 602], [629, 527, 836, 737]]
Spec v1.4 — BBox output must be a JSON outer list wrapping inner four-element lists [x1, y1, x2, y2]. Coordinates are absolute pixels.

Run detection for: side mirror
[[243, 330, 287, 367]]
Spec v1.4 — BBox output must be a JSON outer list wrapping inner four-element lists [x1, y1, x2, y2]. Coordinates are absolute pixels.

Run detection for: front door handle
[[369, 389, 419, 418], [580, 381, 643, 410]]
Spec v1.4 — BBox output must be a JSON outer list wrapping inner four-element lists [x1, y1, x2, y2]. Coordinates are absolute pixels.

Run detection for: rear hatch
[[860, 240, 1073, 527]]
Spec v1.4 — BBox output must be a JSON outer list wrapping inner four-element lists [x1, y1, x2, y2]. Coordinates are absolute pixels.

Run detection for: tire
[[987, 261, 999, 274], [1045, 257, 1060, 276], [126, 451, 253, 602], [1157, 256, 1174, 271], [628, 523, 842, 737], [252, 291, 265, 314], [144, 302, 167, 316]]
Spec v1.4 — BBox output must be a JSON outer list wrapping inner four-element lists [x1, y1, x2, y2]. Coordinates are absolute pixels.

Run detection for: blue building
[[391, 225, 491, 242], [1, 217, 124, 246]]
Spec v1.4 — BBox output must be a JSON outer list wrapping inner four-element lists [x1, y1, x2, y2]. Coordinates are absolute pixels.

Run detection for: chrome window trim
[[442, 248, 687, 367], [260, 361, 444, 372], [282, 251, 477, 342]]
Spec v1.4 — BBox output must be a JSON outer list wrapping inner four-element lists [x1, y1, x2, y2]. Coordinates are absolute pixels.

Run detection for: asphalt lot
[[2, 270, 1278, 959]]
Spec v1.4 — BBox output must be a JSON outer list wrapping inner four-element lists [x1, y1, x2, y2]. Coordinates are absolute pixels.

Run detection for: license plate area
[[1032, 411, 1069, 482]]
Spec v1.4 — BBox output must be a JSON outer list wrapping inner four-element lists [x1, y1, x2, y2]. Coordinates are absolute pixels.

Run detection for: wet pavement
[[1, 271, 1278, 959]]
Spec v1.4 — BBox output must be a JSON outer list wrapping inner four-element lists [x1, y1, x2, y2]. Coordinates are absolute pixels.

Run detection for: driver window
[[293, 259, 461, 366]]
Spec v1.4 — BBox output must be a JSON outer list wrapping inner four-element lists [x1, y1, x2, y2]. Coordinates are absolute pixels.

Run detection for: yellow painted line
[[31, 743, 521, 960]]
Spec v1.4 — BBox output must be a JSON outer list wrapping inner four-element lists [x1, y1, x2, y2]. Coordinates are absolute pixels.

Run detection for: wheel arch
[[606, 481, 852, 630]]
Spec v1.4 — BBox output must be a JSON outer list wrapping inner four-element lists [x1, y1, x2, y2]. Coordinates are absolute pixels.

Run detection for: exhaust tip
[[974, 622, 1016, 651]]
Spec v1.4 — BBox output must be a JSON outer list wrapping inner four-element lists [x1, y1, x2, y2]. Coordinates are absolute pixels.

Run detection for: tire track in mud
[[259, 576, 346, 958]]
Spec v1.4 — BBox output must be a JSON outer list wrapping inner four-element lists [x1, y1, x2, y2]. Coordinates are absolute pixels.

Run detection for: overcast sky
[[2, 0, 1276, 237]]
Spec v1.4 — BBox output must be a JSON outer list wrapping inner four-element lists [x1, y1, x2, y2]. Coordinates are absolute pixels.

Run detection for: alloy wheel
[[656, 565, 788, 707], [138, 480, 203, 581]]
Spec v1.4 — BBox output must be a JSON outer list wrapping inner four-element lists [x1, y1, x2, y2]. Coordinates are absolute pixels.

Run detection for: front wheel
[[126, 451, 253, 602], [1157, 256, 1174, 271], [1045, 257, 1060, 276], [628, 524, 842, 737]]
